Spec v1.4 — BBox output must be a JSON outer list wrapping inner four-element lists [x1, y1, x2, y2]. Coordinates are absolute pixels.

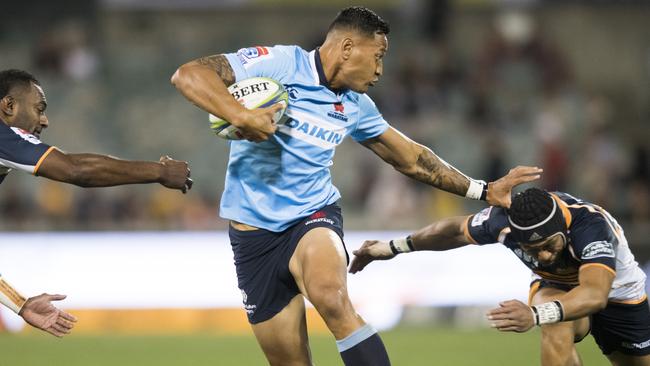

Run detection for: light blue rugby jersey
[[221, 45, 389, 232]]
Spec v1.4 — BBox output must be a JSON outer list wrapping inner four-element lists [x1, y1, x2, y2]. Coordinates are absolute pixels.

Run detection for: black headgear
[[508, 188, 567, 244]]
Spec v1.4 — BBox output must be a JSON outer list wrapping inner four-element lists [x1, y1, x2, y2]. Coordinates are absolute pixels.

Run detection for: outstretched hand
[[486, 299, 535, 333], [487, 166, 543, 208], [19, 293, 77, 338], [159, 156, 193, 193], [349, 240, 396, 274]]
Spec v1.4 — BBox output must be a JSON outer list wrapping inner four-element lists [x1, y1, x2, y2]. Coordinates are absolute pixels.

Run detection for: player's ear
[[341, 37, 353, 60], [0, 95, 16, 117]]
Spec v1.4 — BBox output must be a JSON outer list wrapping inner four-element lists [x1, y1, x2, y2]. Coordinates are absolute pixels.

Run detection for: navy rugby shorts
[[229, 203, 345, 324], [591, 298, 650, 356], [533, 280, 650, 356]]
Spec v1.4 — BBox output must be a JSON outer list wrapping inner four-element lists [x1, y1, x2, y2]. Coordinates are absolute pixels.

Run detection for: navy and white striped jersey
[[465, 191, 646, 302], [0, 119, 53, 185]]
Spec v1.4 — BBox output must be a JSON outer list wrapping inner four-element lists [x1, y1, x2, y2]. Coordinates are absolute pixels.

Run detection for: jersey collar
[[310, 48, 346, 96]]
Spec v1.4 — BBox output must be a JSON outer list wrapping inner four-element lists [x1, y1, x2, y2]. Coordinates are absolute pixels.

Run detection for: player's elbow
[[170, 67, 184, 89], [393, 159, 418, 177], [171, 62, 198, 92], [592, 296, 608, 312], [584, 292, 608, 313]]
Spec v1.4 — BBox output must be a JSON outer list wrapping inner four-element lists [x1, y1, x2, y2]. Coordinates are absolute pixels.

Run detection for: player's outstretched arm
[[0, 275, 77, 337], [361, 127, 542, 207], [487, 265, 614, 333], [37, 149, 193, 193], [171, 55, 282, 142], [350, 215, 472, 273], [20, 294, 77, 338]]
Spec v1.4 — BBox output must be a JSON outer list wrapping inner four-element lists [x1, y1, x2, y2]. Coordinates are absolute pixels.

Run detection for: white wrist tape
[[389, 236, 415, 255], [466, 179, 487, 200], [0, 276, 27, 314], [532, 301, 564, 325]]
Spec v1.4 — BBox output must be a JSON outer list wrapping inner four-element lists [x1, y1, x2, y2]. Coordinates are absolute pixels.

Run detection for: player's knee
[[541, 325, 575, 352], [309, 285, 351, 321]]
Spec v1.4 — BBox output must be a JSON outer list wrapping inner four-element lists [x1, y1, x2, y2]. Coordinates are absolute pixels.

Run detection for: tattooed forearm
[[196, 54, 236, 86], [409, 149, 470, 196]]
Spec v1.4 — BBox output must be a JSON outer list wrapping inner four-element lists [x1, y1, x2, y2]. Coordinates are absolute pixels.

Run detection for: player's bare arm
[[361, 127, 542, 207], [350, 215, 472, 273], [487, 265, 615, 333], [171, 54, 283, 142], [37, 149, 193, 193]]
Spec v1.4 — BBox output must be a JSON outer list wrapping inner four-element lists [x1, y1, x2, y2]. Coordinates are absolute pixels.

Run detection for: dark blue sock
[[336, 324, 391, 366]]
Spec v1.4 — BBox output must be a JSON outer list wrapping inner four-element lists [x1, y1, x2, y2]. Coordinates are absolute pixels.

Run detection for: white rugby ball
[[209, 77, 288, 140]]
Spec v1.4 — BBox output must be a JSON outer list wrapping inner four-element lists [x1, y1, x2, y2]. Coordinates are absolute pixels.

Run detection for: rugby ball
[[209, 77, 288, 140]]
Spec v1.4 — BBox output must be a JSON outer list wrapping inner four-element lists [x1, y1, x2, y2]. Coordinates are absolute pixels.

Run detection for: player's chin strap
[[0, 275, 27, 314], [531, 300, 565, 325], [389, 235, 415, 255]]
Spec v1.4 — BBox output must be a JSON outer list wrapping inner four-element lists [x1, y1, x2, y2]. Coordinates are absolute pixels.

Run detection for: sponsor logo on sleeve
[[471, 207, 493, 227], [581, 241, 615, 260], [236, 46, 273, 68], [10, 127, 42, 145]]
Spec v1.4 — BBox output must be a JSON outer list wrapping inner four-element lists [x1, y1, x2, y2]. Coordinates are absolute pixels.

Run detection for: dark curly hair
[[328, 6, 390, 37], [0, 69, 40, 99]]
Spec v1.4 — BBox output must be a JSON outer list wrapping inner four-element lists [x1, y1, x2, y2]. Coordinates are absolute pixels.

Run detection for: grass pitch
[[0, 327, 607, 365]]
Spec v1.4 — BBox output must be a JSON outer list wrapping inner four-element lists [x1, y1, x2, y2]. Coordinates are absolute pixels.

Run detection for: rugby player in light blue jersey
[[172, 6, 541, 366], [0, 69, 193, 336], [352, 188, 650, 366]]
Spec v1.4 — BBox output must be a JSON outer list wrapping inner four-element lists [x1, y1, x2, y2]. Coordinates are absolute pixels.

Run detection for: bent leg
[[290, 227, 390, 365], [250, 294, 312, 366], [532, 287, 587, 366]]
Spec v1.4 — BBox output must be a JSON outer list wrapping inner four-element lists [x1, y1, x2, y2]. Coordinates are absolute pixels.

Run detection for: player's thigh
[[607, 353, 650, 366], [532, 285, 590, 342], [289, 226, 348, 299], [251, 294, 312, 366]]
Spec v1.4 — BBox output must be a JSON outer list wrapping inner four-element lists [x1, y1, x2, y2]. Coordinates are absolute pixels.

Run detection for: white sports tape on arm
[[466, 179, 487, 200], [532, 301, 565, 325], [0, 276, 27, 314], [389, 236, 415, 255]]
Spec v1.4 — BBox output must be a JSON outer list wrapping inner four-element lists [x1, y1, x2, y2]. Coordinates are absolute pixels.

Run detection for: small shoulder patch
[[236, 46, 274, 68], [581, 241, 615, 260], [471, 207, 493, 227]]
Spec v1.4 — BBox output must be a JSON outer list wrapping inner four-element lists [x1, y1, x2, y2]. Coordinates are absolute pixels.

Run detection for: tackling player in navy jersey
[[0, 69, 193, 335], [0, 69, 192, 191], [352, 188, 650, 366], [172, 6, 541, 366]]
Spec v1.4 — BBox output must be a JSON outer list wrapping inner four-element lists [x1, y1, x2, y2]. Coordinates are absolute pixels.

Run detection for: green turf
[[0, 327, 608, 365]]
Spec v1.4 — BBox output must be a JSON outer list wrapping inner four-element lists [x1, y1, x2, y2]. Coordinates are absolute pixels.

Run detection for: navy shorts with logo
[[533, 280, 650, 356], [591, 298, 650, 356], [229, 203, 345, 324]]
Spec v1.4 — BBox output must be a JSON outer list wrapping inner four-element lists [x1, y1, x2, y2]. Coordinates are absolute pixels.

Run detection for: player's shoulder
[[551, 191, 605, 227], [469, 206, 507, 227], [264, 44, 307, 62]]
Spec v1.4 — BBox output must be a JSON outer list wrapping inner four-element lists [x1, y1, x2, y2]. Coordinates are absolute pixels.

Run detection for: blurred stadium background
[[0, 0, 648, 364]]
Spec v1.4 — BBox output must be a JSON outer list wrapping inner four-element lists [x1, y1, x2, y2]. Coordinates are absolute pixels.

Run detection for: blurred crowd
[[0, 1, 648, 261]]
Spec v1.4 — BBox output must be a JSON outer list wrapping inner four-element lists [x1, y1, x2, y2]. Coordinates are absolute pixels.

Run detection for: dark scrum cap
[[507, 188, 567, 244]]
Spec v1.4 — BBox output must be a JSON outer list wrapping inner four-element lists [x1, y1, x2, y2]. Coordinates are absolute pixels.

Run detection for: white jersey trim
[[308, 50, 320, 86], [0, 156, 36, 173]]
